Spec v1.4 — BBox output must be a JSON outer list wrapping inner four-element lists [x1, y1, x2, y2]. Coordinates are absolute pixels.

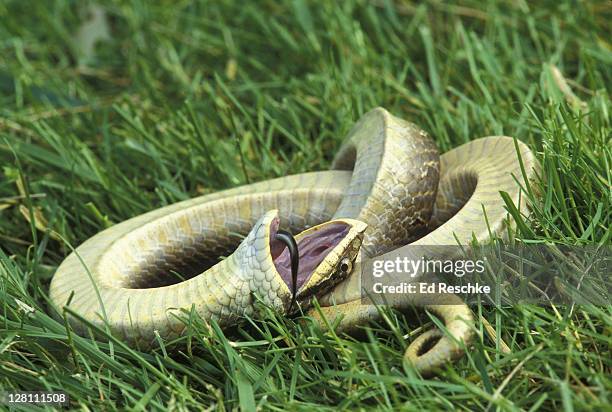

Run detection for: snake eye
[[339, 258, 352, 274]]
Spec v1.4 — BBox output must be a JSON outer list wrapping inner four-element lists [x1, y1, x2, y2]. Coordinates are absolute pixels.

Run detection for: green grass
[[1, 0, 610, 410]]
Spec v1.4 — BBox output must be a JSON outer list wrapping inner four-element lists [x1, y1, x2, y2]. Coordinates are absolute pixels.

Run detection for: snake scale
[[49, 108, 538, 375]]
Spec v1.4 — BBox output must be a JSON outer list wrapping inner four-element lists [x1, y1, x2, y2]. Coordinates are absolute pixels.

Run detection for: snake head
[[269, 213, 366, 311]]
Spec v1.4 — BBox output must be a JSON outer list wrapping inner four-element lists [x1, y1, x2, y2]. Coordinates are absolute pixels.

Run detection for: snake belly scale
[[49, 107, 538, 375]]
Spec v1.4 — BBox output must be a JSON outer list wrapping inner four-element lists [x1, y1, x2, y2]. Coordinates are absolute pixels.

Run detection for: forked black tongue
[[274, 229, 299, 311]]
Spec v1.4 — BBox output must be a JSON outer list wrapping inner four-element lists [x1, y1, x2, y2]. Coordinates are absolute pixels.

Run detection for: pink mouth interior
[[270, 220, 350, 291]]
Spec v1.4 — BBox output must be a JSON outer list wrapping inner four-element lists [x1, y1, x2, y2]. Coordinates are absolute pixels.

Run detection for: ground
[[0, 1, 610, 410]]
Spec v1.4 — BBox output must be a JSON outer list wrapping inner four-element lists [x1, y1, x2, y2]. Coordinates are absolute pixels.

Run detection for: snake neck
[[223, 211, 292, 313]]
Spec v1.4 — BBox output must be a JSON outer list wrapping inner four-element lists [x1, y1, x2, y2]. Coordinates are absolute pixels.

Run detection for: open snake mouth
[[270, 219, 350, 291]]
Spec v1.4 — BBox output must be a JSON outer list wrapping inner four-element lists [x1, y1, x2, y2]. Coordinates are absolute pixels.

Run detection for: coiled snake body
[[50, 108, 538, 375]]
